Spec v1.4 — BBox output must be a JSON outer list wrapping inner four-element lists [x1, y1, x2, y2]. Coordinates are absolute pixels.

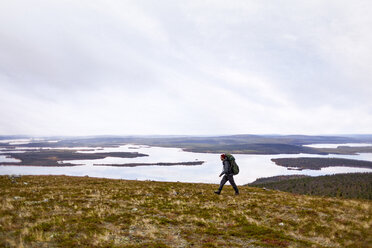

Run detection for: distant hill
[[248, 173, 372, 200], [2, 134, 372, 155]]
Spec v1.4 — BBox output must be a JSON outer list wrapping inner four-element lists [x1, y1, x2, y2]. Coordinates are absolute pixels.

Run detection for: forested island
[[271, 157, 372, 170], [0, 149, 147, 166], [94, 161, 204, 167]]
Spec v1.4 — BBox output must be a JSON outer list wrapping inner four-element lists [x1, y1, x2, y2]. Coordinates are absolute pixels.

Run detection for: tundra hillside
[[0, 176, 371, 248]]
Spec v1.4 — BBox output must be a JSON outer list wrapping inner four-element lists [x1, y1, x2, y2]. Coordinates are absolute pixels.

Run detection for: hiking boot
[[235, 192, 239, 195], [214, 191, 221, 195]]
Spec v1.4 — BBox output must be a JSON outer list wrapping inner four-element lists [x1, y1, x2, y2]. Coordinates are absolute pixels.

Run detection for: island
[[0, 149, 148, 167], [271, 157, 372, 170], [93, 161, 205, 167]]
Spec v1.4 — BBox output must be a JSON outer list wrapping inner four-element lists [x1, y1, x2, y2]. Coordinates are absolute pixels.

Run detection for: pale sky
[[1, 0, 372, 136]]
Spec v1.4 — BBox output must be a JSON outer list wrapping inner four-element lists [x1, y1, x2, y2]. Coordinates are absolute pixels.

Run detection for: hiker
[[215, 153, 239, 195]]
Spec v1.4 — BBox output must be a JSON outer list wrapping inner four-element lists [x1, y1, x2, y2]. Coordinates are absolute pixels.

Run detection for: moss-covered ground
[[0, 175, 370, 247]]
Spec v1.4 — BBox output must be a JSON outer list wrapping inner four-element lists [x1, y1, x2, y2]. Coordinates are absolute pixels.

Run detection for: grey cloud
[[1, 0, 371, 135]]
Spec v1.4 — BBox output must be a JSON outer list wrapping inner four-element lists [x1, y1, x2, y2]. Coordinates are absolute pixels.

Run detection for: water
[[0, 138, 45, 145], [1, 144, 371, 185], [303, 143, 372, 148], [0, 155, 21, 163]]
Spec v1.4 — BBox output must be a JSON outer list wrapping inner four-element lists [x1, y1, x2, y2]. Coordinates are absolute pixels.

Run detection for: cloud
[[0, 0, 371, 135]]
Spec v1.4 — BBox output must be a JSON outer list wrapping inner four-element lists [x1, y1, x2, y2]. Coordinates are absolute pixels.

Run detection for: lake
[[303, 143, 372, 148], [1, 143, 372, 185]]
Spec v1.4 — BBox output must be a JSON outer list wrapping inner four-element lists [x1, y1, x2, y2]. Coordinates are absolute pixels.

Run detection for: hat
[[220, 154, 226, 159]]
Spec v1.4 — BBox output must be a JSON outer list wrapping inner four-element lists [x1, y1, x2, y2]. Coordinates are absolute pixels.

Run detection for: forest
[[248, 173, 372, 200]]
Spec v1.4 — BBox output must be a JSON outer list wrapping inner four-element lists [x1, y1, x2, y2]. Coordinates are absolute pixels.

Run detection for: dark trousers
[[218, 174, 239, 193]]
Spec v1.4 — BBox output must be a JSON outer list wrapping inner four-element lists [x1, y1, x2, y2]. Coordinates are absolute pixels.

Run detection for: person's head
[[220, 154, 226, 160]]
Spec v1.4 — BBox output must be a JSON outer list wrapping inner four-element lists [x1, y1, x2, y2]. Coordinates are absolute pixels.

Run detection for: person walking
[[215, 153, 239, 195]]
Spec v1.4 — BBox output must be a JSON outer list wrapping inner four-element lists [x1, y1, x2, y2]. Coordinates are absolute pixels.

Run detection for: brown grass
[[0, 175, 371, 247]]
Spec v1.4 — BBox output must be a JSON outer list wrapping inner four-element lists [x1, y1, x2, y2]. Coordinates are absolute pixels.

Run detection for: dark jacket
[[219, 159, 232, 177]]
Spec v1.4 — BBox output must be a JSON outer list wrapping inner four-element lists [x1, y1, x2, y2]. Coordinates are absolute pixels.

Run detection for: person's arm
[[219, 160, 229, 177], [219, 170, 225, 177]]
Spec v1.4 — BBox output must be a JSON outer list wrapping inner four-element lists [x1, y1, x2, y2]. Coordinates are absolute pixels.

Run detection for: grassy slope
[[0, 176, 371, 248]]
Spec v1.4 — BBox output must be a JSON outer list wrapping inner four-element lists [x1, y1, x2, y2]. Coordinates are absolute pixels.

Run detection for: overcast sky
[[1, 0, 372, 136]]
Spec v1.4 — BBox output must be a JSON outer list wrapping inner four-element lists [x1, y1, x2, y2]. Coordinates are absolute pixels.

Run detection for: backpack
[[226, 153, 239, 175]]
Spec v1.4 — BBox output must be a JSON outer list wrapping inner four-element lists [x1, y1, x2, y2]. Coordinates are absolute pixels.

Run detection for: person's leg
[[215, 175, 228, 194], [227, 175, 239, 194]]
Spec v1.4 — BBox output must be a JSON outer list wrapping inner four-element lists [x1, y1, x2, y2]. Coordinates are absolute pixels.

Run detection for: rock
[[279, 222, 284, 226], [9, 174, 21, 183], [9, 174, 21, 179]]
